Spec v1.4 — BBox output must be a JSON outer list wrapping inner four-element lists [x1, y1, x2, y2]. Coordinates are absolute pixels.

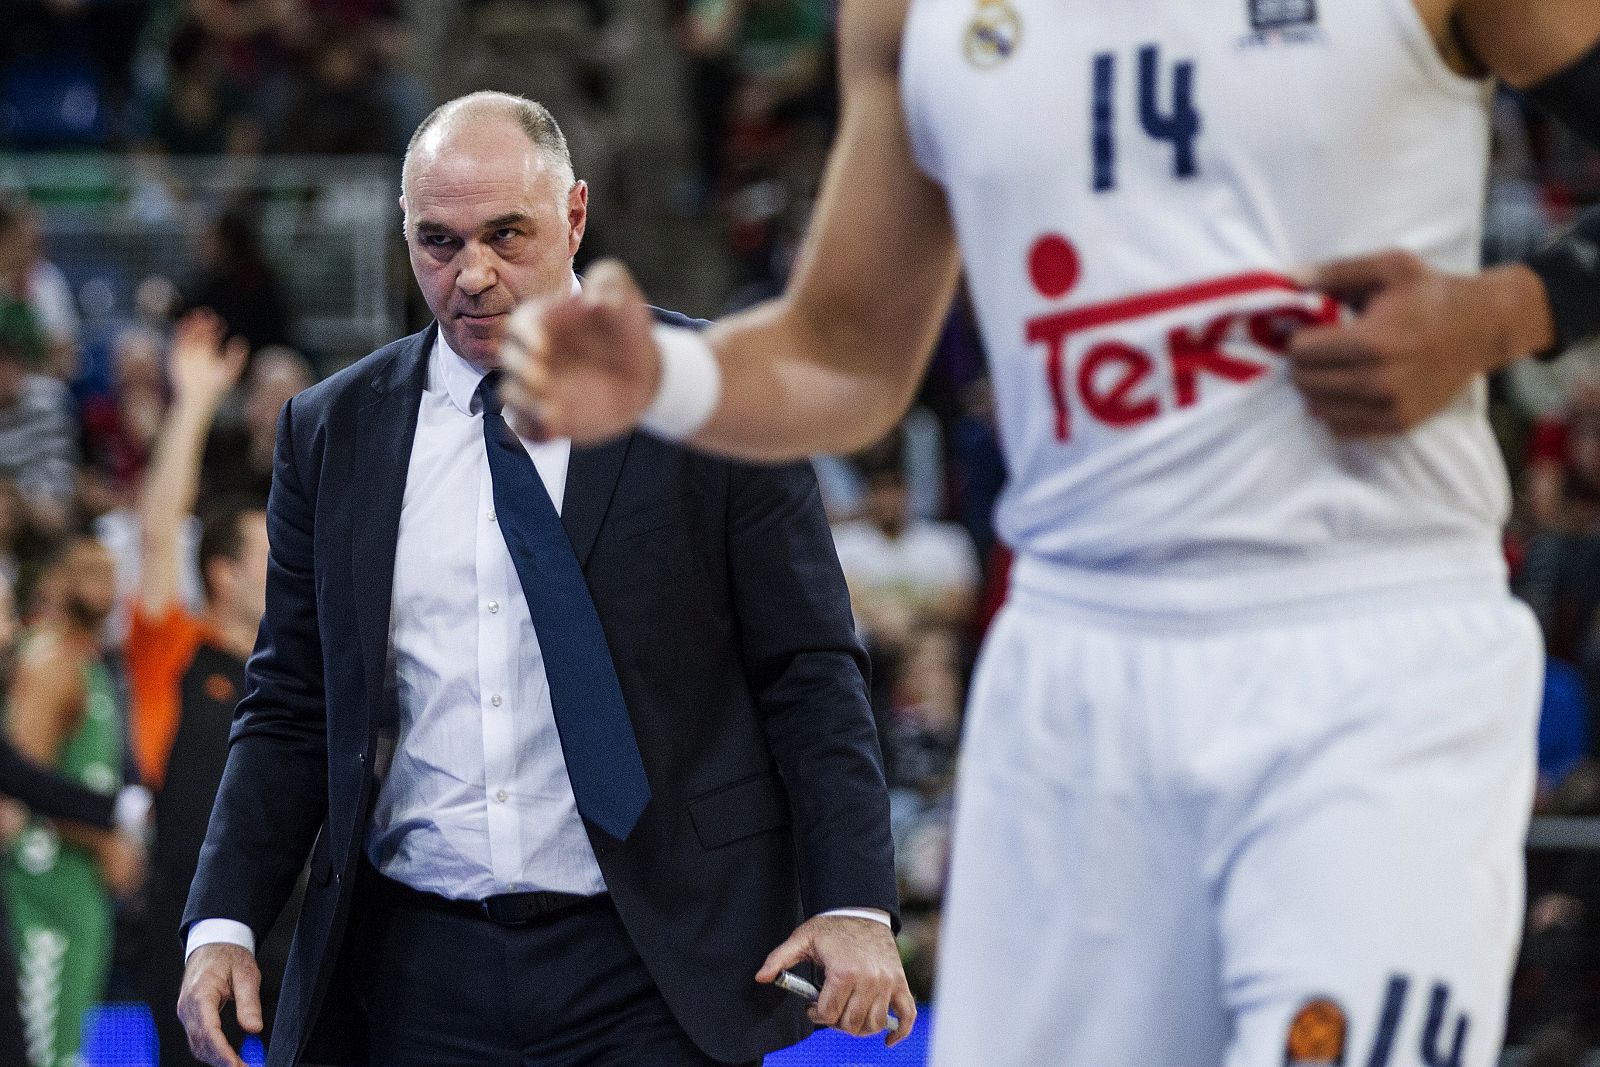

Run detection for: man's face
[[208, 512, 270, 628], [402, 117, 587, 369], [235, 512, 270, 624], [61, 542, 116, 631]]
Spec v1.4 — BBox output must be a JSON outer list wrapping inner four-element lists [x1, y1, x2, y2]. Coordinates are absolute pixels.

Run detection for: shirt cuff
[[819, 907, 894, 929], [186, 919, 256, 961]]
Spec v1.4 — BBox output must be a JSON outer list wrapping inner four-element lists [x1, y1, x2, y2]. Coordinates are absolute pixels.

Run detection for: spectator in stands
[[4, 537, 143, 1067], [1527, 364, 1600, 535], [183, 0, 303, 129], [0, 198, 71, 381], [81, 325, 168, 499], [0, 332, 78, 541], [298, 0, 428, 153], [1519, 366, 1600, 671], [141, 22, 264, 159], [830, 432, 980, 654], [201, 343, 312, 502], [182, 206, 292, 355], [679, 0, 830, 196], [0, 565, 151, 1067], [120, 309, 283, 1065], [0, 481, 24, 590], [274, 33, 392, 156]]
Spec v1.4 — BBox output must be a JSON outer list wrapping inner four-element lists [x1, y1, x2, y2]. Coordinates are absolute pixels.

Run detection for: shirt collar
[[433, 330, 486, 417], [431, 273, 583, 417]]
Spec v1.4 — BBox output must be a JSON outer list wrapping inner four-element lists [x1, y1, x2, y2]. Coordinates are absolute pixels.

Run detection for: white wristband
[[641, 325, 722, 441], [114, 785, 152, 836]]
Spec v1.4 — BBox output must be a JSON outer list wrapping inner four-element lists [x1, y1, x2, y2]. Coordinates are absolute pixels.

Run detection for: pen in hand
[[774, 969, 901, 1033]]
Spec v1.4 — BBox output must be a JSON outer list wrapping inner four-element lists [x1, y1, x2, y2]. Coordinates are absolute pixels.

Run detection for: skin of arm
[[137, 311, 247, 619], [6, 637, 108, 859], [504, 0, 959, 462], [692, 0, 959, 460], [1283, 0, 1600, 438]]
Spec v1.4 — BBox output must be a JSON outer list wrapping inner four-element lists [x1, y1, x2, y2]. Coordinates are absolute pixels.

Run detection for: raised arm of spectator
[[138, 310, 247, 618]]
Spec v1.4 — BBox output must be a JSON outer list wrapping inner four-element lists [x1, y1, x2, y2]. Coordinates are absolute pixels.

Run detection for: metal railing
[[0, 153, 405, 364]]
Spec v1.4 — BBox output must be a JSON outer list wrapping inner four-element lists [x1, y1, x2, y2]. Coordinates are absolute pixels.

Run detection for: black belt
[[367, 866, 604, 927]]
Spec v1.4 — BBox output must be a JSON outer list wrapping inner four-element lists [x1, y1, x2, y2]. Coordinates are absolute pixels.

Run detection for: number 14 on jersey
[[1092, 45, 1202, 192]]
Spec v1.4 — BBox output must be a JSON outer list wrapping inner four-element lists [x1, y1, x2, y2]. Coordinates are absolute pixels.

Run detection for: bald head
[[403, 92, 574, 204], [400, 92, 589, 369]]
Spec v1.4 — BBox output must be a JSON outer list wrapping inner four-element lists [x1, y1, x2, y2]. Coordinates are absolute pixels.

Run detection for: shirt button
[[487, 600, 500, 614], [488, 509, 497, 522], [490, 694, 503, 707], [495, 789, 508, 803]]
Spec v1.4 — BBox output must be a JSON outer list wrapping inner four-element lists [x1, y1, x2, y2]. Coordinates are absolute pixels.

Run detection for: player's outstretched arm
[[502, 0, 961, 461], [1287, 0, 1600, 438]]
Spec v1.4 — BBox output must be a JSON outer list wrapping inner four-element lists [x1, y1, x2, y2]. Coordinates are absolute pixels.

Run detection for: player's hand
[[499, 260, 661, 445], [1287, 251, 1554, 438], [757, 914, 917, 1046], [178, 943, 263, 1067], [96, 830, 146, 899], [169, 308, 249, 409]]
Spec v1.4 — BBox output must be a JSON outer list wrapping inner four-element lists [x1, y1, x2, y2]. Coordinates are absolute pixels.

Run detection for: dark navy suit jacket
[[182, 313, 898, 1066]]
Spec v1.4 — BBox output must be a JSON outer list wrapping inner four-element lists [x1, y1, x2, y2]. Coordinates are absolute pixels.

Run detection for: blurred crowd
[[2, 0, 1600, 1063]]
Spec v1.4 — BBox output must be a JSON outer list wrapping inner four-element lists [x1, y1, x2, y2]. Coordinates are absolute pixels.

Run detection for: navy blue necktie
[[477, 371, 651, 840]]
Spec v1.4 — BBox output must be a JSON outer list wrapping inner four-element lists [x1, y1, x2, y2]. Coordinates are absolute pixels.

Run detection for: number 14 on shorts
[[1285, 976, 1471, 1067]]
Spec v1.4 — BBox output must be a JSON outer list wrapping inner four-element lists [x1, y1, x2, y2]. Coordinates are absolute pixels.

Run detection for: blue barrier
[[81, 1001, 927, 1066], [82, 1003, 264, 1067]]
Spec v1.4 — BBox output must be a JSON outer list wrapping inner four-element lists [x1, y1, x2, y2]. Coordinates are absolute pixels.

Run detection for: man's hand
[[95, 830, 146, 899], [757, 914, 917, 1047], [169, 308, 248, 409], [499, 261, 662, 445], [1286, 251, 1555, 438], [178, 943, 264, 1067]]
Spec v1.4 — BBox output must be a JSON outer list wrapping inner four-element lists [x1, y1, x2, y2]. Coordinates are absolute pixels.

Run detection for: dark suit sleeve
[[182, 395, 330, 943], [0, 739, 115, 829], [725, 460, 900, 927]]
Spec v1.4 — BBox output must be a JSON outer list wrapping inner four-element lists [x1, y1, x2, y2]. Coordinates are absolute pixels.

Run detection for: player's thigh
[[933, 606, 1227, 1067], [1220, 598, 1542, 1067]]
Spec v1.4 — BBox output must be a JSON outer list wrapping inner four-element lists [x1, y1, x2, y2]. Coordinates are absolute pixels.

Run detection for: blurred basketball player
[[501, 1, 1600, 1063]]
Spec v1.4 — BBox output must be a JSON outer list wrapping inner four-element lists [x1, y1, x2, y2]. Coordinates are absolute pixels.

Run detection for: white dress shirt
[[189, 322, 886, 961]]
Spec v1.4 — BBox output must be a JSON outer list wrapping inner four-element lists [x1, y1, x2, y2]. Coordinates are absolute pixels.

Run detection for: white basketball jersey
[[901, 0, 1511, 613]]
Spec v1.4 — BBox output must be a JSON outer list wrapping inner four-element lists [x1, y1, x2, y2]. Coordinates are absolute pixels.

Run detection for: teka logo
[[1022, 233, 1338, 443]]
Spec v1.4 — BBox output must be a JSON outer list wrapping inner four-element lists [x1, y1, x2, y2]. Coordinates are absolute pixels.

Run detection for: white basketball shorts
[[931, 586, 1543, 1067]]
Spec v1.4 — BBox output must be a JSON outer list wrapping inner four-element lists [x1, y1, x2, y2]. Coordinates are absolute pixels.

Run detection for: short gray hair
[[404, 91, 575, 191]]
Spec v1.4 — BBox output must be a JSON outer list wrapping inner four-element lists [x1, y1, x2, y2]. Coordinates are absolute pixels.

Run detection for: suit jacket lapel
[[562, 435, 632, 569], [351, 326, 432, 728]]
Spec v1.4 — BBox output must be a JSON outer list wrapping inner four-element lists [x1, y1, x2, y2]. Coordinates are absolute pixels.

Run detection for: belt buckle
[[481, 895, 518, 926]]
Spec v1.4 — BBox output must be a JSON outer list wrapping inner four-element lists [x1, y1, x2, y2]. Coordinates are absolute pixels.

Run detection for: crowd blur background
[[0, 0, 1598, 1063]]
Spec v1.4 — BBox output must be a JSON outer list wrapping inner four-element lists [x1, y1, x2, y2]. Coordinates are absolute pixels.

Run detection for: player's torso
[[902, 0, 1511, 614]]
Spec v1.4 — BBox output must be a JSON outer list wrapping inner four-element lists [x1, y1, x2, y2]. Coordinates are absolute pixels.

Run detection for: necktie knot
[[476, 369, 504, 416]]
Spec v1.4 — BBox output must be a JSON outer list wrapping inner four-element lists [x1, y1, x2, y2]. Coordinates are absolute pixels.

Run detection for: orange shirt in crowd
[[126, 604, 213, 789]]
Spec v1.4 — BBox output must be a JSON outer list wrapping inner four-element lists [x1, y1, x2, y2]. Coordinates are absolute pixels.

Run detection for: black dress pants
[[349, 872, 759, 1067]]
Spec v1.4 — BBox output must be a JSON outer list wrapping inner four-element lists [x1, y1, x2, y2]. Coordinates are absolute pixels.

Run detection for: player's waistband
[[1008, 537, 1511, 634]]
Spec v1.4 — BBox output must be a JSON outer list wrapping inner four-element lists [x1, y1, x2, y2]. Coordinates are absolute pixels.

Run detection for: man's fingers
[[887, 986, 917, 1047], [836, 984, 883, 1036], [813, 970, 852, 1027], [1284, 324, 1384, 368], [1305, 249, 1421, 304], [583, 258, 643, 304], [180, 982, 244, 1067], [231, 958, 264, 1034], [755, 934, 810, 983]]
